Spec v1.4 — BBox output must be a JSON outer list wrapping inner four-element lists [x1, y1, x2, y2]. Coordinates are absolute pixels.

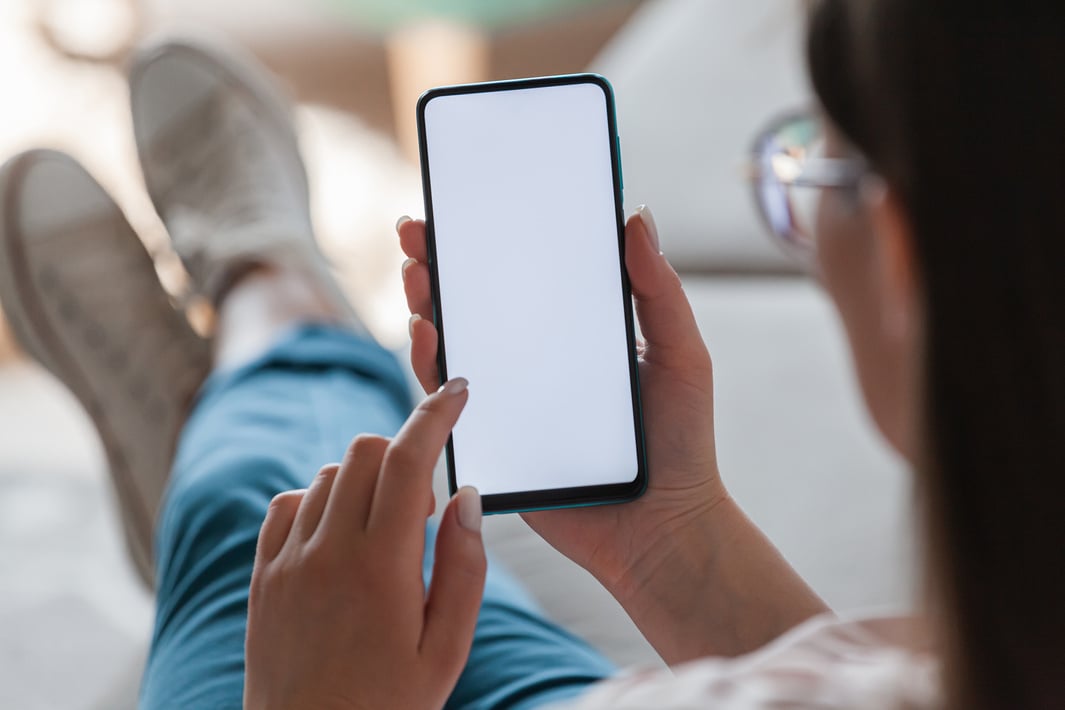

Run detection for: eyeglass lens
[[754, 116, 823, 258]]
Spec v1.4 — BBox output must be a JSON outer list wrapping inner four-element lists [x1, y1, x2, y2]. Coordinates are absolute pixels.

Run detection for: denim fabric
[[139, 325, 613, 709]]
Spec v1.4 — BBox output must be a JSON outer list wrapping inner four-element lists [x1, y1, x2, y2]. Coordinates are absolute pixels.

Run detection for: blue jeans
[[139, 325, 613, 709]]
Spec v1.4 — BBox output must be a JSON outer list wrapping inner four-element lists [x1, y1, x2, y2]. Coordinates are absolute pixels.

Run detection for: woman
[[248, 1, 1065, 708], [0, 2, 1059, 709]]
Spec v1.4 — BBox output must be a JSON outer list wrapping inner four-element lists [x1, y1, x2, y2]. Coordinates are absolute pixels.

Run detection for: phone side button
[[616, 135, 625, 192]]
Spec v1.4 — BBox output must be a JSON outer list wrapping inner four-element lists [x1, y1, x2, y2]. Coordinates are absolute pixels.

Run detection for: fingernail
[[455, 486, 482, 532], [408, 313, 421, 338], [437, 377, 468, 396], [401, 257, 417, 280], [396, 215, 413, 233], [636, 205, 661, 253]]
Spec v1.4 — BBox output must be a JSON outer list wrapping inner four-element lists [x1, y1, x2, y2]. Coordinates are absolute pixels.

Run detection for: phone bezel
[[416, 73, 648, 514]]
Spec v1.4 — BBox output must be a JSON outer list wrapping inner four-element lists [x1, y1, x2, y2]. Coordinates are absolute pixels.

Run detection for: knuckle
[[456, 548, 488, 580], [452, 560, 486, 586], [295, 538, 335, 581], [250, 547, 269, 576], [383, 445, 419, 473], [346, 433, 390, 461], [248, 570, 268, 608], [269, 558, 304, 593], [362, 549, 401, 581], [267, 490, 303, 515], [250, 549, 288, 596], [347, 433, 374, 454], [662, 267, 685, 295], [417, 395, 447, 416], [315, 463, 340, 480], [307, 465, 339, 492], [414, 347, 437, 368], [435, 538, 487, 582]]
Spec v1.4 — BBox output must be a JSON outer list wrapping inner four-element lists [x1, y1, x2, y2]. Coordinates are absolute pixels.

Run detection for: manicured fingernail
[[437, 377, 468, 396], [408, 313, 421, 338], [636, 205, 661, 253], [401, 257, 417, 280], [396, 215, 413, 233], [455, 486, 482, 532]]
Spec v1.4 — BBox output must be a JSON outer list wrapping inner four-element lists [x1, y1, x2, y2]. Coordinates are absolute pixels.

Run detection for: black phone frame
[[416, 73, 648, 514]]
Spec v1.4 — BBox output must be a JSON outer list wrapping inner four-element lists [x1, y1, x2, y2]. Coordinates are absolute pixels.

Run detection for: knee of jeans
[[157, 450, 304, 554]]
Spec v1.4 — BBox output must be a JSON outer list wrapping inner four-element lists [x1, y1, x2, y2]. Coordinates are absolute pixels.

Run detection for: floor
[[0, 365, 149, 710]]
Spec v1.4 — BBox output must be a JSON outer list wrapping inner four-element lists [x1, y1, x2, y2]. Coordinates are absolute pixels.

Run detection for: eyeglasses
[[747, 111, 871, 263]]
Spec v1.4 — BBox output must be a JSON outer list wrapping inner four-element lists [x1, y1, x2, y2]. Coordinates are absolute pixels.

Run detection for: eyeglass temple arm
[[740, 156, 870, 189]]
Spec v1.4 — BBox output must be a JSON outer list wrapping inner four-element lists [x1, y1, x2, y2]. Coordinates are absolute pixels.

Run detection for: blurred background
[[0, 1, 914, 708]]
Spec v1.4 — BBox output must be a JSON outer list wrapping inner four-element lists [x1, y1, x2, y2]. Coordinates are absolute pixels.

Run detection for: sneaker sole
[[0, 150, 195, 588]]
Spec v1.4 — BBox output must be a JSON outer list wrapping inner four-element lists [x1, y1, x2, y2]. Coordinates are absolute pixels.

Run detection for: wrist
[[608, 481, 734, 610], [603, 485, 829, 664]]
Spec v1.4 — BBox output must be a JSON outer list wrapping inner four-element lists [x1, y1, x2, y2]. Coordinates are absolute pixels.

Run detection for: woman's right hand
[[397, 209, 726, 594], [397, 207, 828, 663]]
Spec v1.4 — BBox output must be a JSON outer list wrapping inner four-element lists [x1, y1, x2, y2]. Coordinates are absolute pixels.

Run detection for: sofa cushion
[[590, 0, 811, 273]]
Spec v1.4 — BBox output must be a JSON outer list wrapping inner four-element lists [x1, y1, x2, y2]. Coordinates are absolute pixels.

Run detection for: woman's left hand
[[243, 379, 485, 710]]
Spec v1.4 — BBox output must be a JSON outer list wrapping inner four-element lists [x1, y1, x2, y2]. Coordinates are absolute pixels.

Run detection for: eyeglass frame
[[745, 110, 877, 260]]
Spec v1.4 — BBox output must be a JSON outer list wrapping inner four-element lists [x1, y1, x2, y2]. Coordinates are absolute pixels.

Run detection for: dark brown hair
[[807, 2, 1065, 709]]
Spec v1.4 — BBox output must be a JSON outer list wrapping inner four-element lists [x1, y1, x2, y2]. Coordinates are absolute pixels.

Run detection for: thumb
[[625, 206, 709, 370], [421, 487, 486, 676]]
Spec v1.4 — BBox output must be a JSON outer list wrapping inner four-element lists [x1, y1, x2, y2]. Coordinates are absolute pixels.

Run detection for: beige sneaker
[[0, 150, 211, 588], [129, 37, 362, 329]]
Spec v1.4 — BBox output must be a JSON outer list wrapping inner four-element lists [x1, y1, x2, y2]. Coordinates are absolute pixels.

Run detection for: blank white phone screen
[[423, 81, 639, 497]]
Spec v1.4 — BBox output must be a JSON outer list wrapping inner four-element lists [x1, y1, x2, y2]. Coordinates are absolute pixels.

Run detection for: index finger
[[397, 218, 429, 262], [367, 378, 468, 540]]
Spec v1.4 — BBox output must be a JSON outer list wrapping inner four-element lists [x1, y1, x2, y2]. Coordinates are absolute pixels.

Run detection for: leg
[[142, 320, 613, 709], [434, 538, 616, 710], [141, 323, 411, 708], [126, 38, 614, 708]]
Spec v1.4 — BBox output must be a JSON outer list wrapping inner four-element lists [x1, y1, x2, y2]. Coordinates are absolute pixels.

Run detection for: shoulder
[[558, 613, 941, 710]]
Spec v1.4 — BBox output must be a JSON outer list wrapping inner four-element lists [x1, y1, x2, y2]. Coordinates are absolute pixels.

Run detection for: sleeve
[[551, 614, 941, 710]]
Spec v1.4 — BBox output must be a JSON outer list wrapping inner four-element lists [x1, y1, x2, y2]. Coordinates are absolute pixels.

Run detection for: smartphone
[[416, 74, 647, 514]]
